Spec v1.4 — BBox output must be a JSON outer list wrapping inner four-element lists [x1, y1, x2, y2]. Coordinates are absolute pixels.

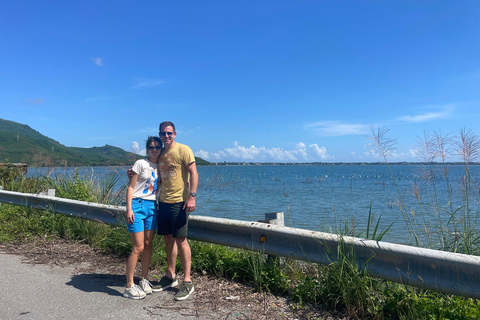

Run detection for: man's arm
[[184, 161, 198, 213]]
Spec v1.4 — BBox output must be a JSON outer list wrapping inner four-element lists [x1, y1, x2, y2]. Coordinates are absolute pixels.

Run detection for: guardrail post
[[259, 212, 284, 265], [39, 189, 56, 197], [260, 212, 284, 227]]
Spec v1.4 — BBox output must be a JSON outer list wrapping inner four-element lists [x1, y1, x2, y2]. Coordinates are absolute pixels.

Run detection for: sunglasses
[[148, 146, 162, 150], [160, 131, 174, 137]]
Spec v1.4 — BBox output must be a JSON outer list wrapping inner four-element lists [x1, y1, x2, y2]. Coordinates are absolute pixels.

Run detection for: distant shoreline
[[210, 161, 479, 166], [24, 161, 480, 168]]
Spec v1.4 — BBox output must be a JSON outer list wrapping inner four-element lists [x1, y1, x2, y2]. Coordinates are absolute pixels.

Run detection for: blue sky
[[1, 1, 479, 163]]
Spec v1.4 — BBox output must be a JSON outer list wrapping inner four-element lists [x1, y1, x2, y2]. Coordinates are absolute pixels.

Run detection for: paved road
[[0, 252, 207, 320]]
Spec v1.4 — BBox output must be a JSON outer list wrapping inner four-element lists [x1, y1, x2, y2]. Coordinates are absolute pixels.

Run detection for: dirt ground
[[0, 237, 349, 320]]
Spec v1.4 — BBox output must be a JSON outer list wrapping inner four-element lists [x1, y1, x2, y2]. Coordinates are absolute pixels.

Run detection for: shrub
[[0, 162, 24, 185]]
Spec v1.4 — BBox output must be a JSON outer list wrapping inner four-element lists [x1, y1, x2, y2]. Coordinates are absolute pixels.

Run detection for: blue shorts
[[126, 199, 157, 233]]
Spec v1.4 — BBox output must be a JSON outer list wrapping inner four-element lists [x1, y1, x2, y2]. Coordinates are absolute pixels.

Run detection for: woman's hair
[[146, 136, 163, 151]]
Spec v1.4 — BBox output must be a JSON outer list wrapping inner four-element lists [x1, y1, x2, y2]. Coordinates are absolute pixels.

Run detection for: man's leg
[[164, 234, 178, 279], [151, 203, 179, 292], [176, 237, 191, 282], [172, 204, 194, 301]]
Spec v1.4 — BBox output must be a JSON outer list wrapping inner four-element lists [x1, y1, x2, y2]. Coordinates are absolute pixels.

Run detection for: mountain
[[0, 118, 211, 166]]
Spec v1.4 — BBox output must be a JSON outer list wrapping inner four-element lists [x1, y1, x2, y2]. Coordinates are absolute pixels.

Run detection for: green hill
[[0, 118, 211, 166]]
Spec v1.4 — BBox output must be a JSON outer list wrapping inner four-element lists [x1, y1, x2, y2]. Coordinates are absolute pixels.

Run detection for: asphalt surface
[[0, 252, 202, 320]]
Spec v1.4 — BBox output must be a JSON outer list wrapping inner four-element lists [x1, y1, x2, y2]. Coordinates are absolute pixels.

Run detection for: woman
[[123, 136, 162, 299]]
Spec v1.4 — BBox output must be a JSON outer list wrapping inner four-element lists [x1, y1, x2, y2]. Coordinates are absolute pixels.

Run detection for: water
[[27, 164, 480, 244]]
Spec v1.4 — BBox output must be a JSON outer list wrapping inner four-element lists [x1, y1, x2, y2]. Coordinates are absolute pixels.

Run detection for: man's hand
[[183, 197, 196, 213], [127, 165, 135, 179]]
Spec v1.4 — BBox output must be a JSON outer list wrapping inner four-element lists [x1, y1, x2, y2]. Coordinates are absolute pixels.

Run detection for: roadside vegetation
[[368, 126, 480, 254], [1, 131, 480, 320]]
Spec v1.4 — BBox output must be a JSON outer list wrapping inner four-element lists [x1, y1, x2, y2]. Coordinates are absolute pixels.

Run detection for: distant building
[[0, 163, 28, 174]]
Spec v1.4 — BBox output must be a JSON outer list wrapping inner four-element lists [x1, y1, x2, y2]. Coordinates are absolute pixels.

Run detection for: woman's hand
[[126, 209, 135, 224]]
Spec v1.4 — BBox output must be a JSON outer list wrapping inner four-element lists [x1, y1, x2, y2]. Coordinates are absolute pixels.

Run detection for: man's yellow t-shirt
[[157, 143, 195, 203]]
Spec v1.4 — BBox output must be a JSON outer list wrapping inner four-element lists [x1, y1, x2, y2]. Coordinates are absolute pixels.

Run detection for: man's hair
[[159, 121, 176, 132], [146, 136, 162, 151]]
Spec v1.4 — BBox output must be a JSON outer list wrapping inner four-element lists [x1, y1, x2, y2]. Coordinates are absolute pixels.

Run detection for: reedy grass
[[2, 168, 480, 319], [369, 126, 480, 254], [421, 128, 480, 254], [368, 126, 422, 247]]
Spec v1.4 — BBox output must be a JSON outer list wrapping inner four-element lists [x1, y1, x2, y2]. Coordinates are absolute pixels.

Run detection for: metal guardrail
[[1, 189, 480, 299]]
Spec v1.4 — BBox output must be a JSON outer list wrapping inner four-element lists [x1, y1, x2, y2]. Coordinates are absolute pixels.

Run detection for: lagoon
[[28, 164, 480, 245]]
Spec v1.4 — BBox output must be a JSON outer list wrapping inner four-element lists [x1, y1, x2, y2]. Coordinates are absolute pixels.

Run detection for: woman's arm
[[126, 173, 139, 224]]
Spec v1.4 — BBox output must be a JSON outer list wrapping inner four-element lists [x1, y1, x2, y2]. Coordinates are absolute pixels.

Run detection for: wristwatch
[[189, 192, 197, 198]]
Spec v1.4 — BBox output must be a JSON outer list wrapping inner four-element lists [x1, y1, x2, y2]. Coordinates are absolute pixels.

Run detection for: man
[[130, 121, 198, 301]]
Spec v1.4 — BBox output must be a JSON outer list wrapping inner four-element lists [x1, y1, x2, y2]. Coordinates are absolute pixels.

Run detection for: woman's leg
[[126, 231, 145, 287], [141, 230, 155, 279]]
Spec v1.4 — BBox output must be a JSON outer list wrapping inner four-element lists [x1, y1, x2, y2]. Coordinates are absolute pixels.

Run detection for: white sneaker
[[139, 278, 153, 294], [123, 284, 146, 300]]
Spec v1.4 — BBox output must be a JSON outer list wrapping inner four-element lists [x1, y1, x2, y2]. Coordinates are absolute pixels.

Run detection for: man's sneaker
[[123, 284, 146, 300], [152, 275, 178, 292], [139, 279, 153, 294], [174, 282, 194, 301]]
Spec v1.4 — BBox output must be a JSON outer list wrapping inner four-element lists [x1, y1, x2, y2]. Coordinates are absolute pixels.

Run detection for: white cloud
[[364, 148, 402, 160], [408, 148, 421, 158], [305, 121, 369, 137], [132, 77, 166, 89], [26, 98, 44, 105], [396, 106, 453, 123], [196, 142, 331, 162], [131, 141, 145, 155], [90, 57, 104, 67], [196, 150, 210, 159], [131, 141, 140, 154], [363, 150, 381, 159], [308, 143, 329, 159]]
